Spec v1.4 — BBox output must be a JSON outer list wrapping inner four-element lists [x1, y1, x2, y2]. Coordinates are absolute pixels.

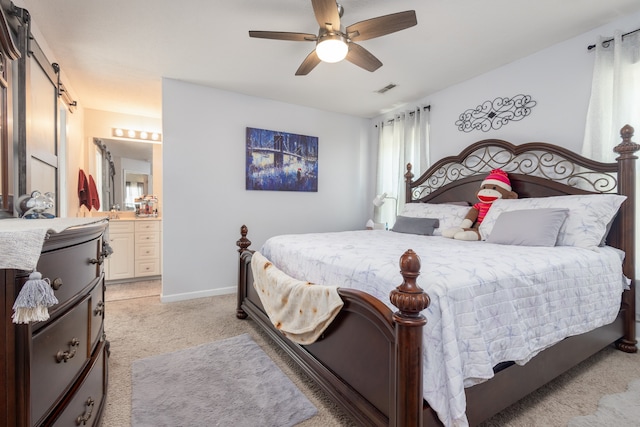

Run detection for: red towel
[[88, 174, 100, 211], [78, 169, 91, 210]]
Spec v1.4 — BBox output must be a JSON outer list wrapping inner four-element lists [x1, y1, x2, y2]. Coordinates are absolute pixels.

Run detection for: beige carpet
[[103, 281, 639, 426], [103, 281, 354, 427]]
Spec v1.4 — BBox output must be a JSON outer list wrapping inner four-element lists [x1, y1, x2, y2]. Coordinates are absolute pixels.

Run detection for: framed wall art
[[245, 127, 318, 192]]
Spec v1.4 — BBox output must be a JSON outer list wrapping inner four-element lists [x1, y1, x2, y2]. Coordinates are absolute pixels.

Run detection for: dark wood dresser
[[1, 222, 109, 426]]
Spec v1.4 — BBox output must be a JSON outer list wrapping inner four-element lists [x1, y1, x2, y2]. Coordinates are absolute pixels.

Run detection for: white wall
[[162, 79, 372, 301], [61, 105, 86, 217], [376, 10, 640, 162]]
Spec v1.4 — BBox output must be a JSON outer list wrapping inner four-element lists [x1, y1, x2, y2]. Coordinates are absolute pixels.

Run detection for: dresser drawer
[[135, 242, 160, 259], [135, 220, 160, 232], [50, 344, 106, 427], [108, 220, 135, 233], [135, 259, 161, 276], [136, 231, 160, 244], [35, 238, 101, 315], [31, 297, 91, 424]]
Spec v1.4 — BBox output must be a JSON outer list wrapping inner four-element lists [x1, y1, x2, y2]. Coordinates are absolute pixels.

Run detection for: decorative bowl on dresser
[[1, 221, 109, 426]]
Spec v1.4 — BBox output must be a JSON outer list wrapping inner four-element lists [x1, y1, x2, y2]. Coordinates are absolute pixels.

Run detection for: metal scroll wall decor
[[455, 94, 537, 132]]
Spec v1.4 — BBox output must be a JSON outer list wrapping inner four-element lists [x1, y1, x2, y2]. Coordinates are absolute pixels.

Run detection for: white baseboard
[[160, 286, 236, 303]]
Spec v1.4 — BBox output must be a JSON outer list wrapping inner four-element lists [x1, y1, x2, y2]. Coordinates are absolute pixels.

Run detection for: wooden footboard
[[236, 225, 430, 426]]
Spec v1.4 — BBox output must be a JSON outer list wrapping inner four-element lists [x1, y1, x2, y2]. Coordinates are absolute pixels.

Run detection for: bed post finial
[[390, 249, 429, 314], [615, 124, 640, 156], [390, 249, 430, 426], [614, 125, 639, 353], [237, 224, 252, 253], [405, 163, 414, 203]]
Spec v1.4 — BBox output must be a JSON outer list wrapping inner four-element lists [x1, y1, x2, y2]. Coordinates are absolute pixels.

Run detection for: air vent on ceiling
[[376, 83, 397, 94]]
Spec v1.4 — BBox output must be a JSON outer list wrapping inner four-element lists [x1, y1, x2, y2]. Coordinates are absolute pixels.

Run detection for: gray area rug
[[568, 378, 640, 426], [131, 333, 318, 426]]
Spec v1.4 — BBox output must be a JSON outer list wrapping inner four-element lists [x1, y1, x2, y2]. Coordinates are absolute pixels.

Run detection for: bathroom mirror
[[94, 138, 153, 211]]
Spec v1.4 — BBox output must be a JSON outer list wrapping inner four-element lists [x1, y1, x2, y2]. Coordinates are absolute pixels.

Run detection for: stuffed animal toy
[[442, 168, 517, 241]]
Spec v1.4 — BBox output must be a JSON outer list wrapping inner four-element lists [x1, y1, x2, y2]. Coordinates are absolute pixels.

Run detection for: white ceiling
[[19, 0, 640, 119]]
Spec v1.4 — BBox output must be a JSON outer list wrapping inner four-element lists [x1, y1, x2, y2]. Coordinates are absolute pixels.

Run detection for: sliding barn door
[[10, 5, 61, 216], [25, 50, 59, 209]]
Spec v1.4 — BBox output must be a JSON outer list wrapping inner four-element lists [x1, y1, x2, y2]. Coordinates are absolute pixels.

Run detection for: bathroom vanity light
[[112, 128, 162, 142]]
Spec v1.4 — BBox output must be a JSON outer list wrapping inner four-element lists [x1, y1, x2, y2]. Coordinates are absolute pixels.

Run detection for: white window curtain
[[582, 30, 640, 322], [375, 107, 430, 226], [582, 30, 640, 161], [125, 181, 144, 210]]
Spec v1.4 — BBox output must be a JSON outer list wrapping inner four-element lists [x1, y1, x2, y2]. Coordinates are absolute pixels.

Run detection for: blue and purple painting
[[246, 127, 318, 192]]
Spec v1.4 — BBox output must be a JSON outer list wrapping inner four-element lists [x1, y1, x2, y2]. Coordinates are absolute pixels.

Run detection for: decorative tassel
[[12, 271, 59, 324]]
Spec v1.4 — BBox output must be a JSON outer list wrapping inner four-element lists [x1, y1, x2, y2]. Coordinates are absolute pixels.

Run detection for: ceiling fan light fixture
[[316, 34, 348, 63]]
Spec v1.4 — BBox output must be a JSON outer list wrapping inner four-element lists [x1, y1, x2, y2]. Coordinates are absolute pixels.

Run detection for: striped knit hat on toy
[[482, 169, 512, 191]]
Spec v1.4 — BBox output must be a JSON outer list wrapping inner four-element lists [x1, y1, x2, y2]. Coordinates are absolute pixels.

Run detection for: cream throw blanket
[[251, 251, 344, 345]]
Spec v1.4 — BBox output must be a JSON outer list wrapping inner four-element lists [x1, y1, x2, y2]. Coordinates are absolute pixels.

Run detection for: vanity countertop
[[90, 212, 161, 221], [109, 217, 161, 221]]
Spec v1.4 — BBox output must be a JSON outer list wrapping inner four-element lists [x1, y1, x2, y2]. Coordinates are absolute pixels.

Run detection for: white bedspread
[[260, 230, 628, 427]]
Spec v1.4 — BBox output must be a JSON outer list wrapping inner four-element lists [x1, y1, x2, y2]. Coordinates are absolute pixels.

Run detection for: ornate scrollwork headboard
[[407, 140, 620, 203]]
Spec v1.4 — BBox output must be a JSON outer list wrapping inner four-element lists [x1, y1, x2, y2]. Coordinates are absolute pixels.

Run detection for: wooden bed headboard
[[404, 124, 639, 351]]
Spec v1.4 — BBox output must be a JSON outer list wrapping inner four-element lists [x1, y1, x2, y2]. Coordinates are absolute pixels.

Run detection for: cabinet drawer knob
[[76, 397, 95, 425], [56, 337, 80, 363], [51, 278, 63, 290]]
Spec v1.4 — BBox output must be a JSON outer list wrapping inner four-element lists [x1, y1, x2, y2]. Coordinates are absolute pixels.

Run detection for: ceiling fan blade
[[346, 43, 382, 72], [346, 10, 417, 41], [311, 0, 341, 31], [249, 31, 317, 42], [295, 50, 321, 75]]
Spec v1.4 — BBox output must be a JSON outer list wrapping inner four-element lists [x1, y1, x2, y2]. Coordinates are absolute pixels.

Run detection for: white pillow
[[400, 203, 470, 236], [479, 194, 627, 250]]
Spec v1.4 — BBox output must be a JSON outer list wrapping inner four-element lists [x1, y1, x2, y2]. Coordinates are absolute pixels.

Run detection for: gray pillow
[[391, 216, 439, 235], [486, 208, 569, 246]]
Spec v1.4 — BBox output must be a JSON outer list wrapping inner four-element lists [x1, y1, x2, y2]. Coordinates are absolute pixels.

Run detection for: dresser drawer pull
[[56, 337, 80, 363], [51, 277, 63, 290], [89, 256, 104, 265], [94, 300, 104, 316], [75, 397, 95, 425]]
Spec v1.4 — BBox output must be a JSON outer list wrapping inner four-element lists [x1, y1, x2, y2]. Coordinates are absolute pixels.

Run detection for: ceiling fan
[[248, 0, 417, 75]]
